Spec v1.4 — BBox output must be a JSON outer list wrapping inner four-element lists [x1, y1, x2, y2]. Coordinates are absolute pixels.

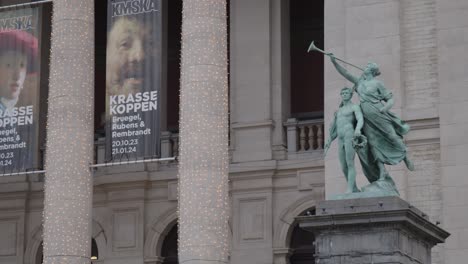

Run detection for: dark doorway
[[161, 224, 178, 264], [289, 208, 316, 264], [290, 0, 324, 119], [91, 238, 99, 262], [36, 242, 43, 264]]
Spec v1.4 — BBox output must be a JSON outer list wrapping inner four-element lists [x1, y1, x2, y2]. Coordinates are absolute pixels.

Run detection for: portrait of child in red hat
[[0, 30, 38, 113]]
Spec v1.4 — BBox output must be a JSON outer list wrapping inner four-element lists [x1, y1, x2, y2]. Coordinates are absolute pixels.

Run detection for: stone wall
[[436, 0, 468, 263], [324, 0, 468, 263]]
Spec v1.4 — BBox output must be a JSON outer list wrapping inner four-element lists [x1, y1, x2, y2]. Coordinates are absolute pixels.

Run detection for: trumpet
[[307, 41, 364, 71]]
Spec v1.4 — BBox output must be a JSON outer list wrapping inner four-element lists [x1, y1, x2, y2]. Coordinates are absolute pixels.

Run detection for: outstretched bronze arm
[[330, 55, 359, 85], [308, 41, 364, 71]]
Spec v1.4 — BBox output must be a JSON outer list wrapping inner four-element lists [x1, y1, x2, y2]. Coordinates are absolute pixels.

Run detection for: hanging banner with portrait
[[106, 0, 162, 161], [0, 5, 41, 173]]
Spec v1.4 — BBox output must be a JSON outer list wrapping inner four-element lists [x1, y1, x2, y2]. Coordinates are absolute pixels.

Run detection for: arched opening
[[289, 208, 316, 264], [35, 242, 43, 264], [161, 223, 178, 264]]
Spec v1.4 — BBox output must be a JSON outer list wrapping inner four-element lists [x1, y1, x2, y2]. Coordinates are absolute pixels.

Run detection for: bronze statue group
[[309, 42, 414, 198]]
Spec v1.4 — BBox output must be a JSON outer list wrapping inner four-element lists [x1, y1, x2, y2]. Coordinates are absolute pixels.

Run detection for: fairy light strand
[[178, 0, 230, 263], [42, 1, 95, 263]]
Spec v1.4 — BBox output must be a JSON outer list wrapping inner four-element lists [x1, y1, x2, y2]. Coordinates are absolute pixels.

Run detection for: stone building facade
[[0, 0, 467, 264]]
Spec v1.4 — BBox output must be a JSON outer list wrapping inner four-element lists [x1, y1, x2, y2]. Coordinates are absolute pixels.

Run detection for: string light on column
[[178, 0, 230, 263], [42, 1, 95, 263]]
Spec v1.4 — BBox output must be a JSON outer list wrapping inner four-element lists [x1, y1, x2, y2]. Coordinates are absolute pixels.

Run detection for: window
[[166, 0, 182, 133], [290, 0, 324, 120]]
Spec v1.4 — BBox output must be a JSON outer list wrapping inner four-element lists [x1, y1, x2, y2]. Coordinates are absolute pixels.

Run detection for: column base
[[43, 256, 89, 264]]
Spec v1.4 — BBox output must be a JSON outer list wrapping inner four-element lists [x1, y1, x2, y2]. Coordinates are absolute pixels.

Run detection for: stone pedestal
[[297, 197, 449, 264]]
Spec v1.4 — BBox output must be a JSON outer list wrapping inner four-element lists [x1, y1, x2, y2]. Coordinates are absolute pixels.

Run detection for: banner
[[0, 5, 41, 172], [106, 0, 161, 161]]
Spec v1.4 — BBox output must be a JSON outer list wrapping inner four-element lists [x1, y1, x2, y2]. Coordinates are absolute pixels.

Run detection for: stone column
[[178, 0, 229, 264], [43, 1, 94, 264]]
